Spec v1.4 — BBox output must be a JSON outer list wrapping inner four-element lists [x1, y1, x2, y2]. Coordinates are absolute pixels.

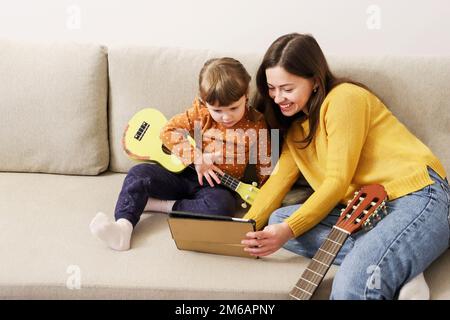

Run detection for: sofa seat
[[1, 171, 449, 299], [0, 171, 335, 299]]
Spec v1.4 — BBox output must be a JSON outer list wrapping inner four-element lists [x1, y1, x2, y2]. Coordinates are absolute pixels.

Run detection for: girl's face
[[206, 95, 247, 128], [266, 66, 316, 117]]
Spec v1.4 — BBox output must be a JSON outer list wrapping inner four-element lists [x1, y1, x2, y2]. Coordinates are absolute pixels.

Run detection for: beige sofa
[[0, 39, 449, 299]]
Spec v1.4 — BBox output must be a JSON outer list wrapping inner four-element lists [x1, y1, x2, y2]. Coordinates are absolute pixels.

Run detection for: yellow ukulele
[[122, 108, 259, 207]]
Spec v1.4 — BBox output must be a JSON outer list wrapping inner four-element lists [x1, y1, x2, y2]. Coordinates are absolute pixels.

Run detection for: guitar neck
[[289, 226, 350, 300]]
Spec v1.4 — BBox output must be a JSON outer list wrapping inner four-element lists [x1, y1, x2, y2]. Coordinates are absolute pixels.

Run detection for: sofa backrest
[[327, 55, 450, 174], [0, 39, 109, 175], [107, 46, 262, 172], [1, 40, 447, 176], [108, 46, 450, 174]]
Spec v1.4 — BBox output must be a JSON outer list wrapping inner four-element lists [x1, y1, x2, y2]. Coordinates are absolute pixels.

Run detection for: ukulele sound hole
[[134, 121, 150, 141]]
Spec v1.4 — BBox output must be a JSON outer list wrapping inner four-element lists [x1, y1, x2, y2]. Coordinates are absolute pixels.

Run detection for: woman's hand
[[194, 151, 224, 187], [241, 222, 294, 257]]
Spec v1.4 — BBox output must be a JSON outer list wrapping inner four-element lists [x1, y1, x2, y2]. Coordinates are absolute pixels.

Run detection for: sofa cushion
[[0, 171, 335, 299], [1, 171, 449, 299], [0, 39, 109, 175], [107, 46, 261, 173]]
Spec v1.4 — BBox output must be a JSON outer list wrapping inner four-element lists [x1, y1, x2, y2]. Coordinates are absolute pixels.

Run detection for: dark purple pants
[[114, 163, 238, 227]]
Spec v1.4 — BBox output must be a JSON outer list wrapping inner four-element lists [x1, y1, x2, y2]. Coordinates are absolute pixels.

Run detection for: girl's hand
[[241, 222, 294, 257], [194, 151, 224, 187]]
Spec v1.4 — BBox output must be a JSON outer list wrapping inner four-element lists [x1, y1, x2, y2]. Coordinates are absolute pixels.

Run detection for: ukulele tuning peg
[[354, 191, 359, 196], [252, 182, 258, 187], [241, 202, 248, 209], [347, 200, 352, 205], [340, 208, 345, 216]]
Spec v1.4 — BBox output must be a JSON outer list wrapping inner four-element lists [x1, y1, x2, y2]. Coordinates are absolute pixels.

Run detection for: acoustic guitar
[[122, 108, 259, 208], [289, 184, 388, 300]]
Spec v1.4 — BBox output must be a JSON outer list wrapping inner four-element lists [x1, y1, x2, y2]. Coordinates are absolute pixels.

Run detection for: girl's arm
[[160, 99, 223, 187], [160, 100, 204, 166]]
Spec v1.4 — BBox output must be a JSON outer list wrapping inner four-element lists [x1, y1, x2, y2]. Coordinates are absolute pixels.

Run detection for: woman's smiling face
[[266, 66, 315, 117]]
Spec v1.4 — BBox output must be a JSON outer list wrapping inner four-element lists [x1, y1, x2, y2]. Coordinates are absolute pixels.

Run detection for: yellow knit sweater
[[243, 83, 447, 237]]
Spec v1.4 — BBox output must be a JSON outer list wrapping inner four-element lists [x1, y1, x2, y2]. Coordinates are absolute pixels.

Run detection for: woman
[[241, 33, 450, 299]]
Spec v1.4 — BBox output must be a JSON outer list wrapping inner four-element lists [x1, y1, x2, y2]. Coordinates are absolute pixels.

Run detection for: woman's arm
[[283, 90, 371, 238], [243, 142, 300, 230], [243, 89, 371, 256]]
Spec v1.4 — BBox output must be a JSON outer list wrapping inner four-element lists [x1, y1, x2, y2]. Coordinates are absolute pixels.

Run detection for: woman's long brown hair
[[255, 33, 368, 149]]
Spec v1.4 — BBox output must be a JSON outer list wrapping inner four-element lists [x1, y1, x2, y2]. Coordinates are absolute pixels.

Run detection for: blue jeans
[[115, 163, 238, 227], [269, 168, 450, 299]]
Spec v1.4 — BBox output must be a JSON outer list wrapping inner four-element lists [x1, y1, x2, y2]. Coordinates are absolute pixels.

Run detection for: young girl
[[241, 33, 450, 300], [90, 57, 272, 251]]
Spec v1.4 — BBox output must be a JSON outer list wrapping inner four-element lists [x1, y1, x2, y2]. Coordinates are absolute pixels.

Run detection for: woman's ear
[[312, 78, 320, 93], [313, 77, 319, 88]]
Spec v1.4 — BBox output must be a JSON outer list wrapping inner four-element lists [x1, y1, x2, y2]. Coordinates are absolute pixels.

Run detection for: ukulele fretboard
[[219, 173, 240, 191], [289, 226, 349, 300]]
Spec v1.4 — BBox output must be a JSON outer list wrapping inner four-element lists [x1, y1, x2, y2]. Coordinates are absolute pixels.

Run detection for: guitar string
[[291, 228, 348, 298], [292, 236, 345, 299], [294, 230, 348, 298], [291, 193, 386, 299]]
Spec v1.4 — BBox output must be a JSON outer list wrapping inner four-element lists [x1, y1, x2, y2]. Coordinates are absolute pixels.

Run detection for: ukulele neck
[[164, 144, 242, 192]]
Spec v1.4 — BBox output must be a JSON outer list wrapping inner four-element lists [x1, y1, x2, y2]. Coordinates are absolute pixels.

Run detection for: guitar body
[[122, 108, 260, 206]]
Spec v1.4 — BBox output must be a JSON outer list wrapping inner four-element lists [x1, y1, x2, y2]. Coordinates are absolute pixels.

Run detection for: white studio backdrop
[[0, 0, 449, 55]]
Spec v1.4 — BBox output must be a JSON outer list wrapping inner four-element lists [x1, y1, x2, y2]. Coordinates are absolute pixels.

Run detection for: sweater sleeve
[[160, 103, 202, 166], [285, 90, 371, 237], [243, 142, 300, 231]]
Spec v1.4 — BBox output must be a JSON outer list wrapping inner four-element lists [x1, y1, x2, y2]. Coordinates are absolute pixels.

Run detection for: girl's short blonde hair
[[198, 57, 251, 106]]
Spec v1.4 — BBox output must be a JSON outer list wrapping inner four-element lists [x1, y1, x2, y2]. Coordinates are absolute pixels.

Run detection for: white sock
[[398, 272, 430, 300], [144, 197, 175, 213], [89, 212, 133, 251]]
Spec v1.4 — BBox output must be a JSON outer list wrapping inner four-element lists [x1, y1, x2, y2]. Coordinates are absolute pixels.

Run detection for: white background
[[1, 0, 449, 55]]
